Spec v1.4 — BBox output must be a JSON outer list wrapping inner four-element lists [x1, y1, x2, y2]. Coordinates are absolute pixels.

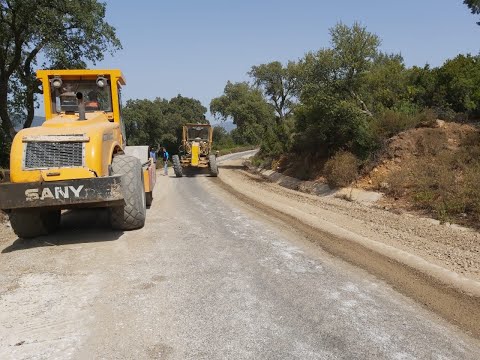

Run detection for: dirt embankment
[[264, 120, 480, 229], [359, 121, 480, 228], [358, 120, 475, 184]]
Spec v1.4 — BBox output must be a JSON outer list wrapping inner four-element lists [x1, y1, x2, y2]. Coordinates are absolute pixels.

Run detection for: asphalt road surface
[[0, 151, 479, 359]]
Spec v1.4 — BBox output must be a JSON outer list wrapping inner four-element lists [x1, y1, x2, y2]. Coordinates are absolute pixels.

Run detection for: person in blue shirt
[[161, 147, 169, 176], [149, 146, 157, 163]]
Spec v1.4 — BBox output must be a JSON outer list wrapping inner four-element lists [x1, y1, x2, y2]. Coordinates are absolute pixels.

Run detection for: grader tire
[[209, 155, 219, 177], [173, 155, 183, 177], [109, 155, 146, 230], [9, 209, 60, 239]]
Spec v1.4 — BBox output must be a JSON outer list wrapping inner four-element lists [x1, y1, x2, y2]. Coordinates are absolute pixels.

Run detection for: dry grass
[[324, 151, 359, 188], [385, 130, 480, 224]]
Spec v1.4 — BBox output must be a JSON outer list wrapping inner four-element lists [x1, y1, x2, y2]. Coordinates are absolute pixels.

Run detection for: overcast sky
[[37, 0, 480, 121]]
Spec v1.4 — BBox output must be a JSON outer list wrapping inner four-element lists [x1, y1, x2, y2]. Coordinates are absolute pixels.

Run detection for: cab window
[[51, 79, 113, 113]]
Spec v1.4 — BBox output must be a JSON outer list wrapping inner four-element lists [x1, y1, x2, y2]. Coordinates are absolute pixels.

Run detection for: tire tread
[[110, 155, 146, 230]]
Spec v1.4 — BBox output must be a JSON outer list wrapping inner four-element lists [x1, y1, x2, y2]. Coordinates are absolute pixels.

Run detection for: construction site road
[[0, 151, 480, 359]]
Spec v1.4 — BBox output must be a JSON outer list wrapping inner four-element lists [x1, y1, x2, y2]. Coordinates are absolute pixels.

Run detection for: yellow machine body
[[191, 142, 200, 166], [0, 69, 157, 237], [10, 69, 127, 184], [173, 123, 218, 177], [179, 124, 213, 168]]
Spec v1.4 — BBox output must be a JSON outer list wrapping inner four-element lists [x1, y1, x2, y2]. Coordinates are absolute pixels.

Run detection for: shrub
[[434, 107, 457, 121], [260, 120, 295, 157], [323, 151, 359, 188], [373, 110, 412, 139], [385, 147, 480, 224], [293, 100, 376, 160], [409, 156, 465, 221], [385, 167, 411, 198], [373, 108, 436, 140]]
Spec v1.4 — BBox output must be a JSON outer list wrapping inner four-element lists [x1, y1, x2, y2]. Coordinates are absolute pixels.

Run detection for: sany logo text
[[25, 185, 85, 201]]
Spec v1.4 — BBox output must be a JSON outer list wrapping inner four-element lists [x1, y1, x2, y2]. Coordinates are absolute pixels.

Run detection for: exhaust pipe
[[76, 92, 86, 120]]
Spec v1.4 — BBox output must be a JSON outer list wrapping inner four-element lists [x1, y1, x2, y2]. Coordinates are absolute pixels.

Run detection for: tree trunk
[[0, 78, 16, 140], [23, 86, 35, 129], [20, 44, 44, 129], [350, 90, 373, 118]]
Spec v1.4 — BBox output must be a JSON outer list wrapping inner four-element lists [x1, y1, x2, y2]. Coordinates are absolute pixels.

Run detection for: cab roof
[[36, 69, 126, 85], [184, 123, 211, 127]]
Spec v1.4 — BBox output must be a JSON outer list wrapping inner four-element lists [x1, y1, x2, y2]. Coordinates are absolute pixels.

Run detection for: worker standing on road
[[149, 146, 157, 163], [161, 147, 169, 176]]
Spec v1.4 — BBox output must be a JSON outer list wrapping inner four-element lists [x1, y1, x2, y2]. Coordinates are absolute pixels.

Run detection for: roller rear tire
[[109, 155, 146, 230]]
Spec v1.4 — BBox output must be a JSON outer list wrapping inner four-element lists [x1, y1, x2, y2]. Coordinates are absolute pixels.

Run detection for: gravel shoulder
[[216, 153, 480, 337], [219, 154, 480, 282]]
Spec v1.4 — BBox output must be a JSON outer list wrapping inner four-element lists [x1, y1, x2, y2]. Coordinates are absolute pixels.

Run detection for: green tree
[[464, 0, 480, 24], [299, 22, 380, 116], [329, 22, 381, 116], [168, 95, 208, 123], [0, 0, 121, 140], [248, 61, 299, 121], [212, 125, 234, 148], [294, 22, 380, 157], [210, 81, 275, 145], [294, 96, 375, 158], [123, 98, 168, 147], [362, 53, 409, 112], [405, 65, 438, 109], [435, 54, 480, 115], [212, 125, 227, 143]]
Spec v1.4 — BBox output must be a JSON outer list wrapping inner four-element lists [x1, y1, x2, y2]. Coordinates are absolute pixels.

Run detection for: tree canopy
[[293, 23, 382, 157], [0, 0, 121, 140], [248, 61, 299, 122], [464, 0, 480, 24], [435, 54, 480, 113], [212, 21, 480, 162], [210, 81, 275, 145]]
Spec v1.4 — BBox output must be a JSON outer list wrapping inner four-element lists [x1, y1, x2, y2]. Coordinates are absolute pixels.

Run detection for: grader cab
[[172, 124, 218, 177], [0, 69, 156, 238]]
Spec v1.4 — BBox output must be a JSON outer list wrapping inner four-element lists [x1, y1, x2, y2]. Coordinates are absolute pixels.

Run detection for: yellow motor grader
[[0, 69, 156, 238], [172, 124, 218, 177]]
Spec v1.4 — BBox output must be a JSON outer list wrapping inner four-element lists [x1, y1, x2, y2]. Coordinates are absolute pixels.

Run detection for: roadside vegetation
[[210, 19, 480, 226], [211, 126, 256, 155]]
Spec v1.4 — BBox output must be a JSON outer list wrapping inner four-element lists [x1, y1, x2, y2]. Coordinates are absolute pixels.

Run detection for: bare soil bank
[[268, 121, 480, 229]]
